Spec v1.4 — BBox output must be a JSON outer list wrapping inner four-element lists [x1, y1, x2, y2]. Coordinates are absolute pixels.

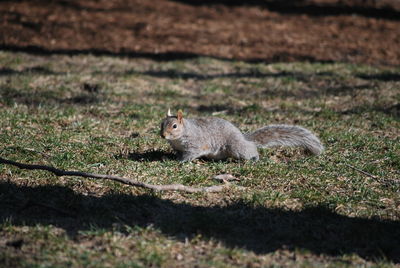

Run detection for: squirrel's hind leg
[[228, 139, 259, 161], [179, 150, 206, 162]]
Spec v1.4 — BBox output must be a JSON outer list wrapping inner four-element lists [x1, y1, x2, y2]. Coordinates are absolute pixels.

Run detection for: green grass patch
[[0, 51, 399, 267]]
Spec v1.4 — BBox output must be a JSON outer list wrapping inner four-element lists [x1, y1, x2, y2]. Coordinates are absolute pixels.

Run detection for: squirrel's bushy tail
[[245, 125, 324, 155]]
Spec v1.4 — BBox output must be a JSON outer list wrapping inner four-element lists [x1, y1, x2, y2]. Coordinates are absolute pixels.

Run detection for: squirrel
[[160, 109, 324, 162]]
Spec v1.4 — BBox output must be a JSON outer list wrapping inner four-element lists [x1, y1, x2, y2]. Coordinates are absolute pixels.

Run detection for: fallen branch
[[0, 157, 232, 193]]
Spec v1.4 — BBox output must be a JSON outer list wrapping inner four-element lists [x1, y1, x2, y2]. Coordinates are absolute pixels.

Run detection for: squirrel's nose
[[160, 132, 165, 138]]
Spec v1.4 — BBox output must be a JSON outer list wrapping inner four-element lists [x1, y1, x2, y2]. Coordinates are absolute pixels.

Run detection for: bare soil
[[1, 0, 400, 65]]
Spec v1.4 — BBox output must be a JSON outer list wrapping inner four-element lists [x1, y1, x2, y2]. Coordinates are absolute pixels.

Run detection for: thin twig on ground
[[0, 157, 233, 193], [345, 163, 400, 186], [344, 163, 378, 179]]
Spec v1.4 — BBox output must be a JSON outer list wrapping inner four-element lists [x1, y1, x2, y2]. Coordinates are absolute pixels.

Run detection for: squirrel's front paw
[[250, 156, 259, 162]]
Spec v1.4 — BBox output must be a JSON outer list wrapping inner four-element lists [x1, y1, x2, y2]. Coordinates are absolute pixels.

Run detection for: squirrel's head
[[160, 109, 184, 140]]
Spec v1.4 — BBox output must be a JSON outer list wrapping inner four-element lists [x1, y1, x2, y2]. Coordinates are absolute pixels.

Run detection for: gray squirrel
[[160, 109, 324, 162]]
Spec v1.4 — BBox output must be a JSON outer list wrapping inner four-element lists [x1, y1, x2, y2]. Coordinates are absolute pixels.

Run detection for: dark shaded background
[[1, 0, 400, 65]]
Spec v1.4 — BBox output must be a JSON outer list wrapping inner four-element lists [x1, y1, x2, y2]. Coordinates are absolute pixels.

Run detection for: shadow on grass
[[356, 73, 400, 82], [0, 66, 63, 76], [341, 103, 400, 120], [114, 149, 177, 162], [132, 69, 374, 99], [128, 69, 336, 81], [0, 85, 103, 106], [0, 44, 337, 64], [12, 0, 398, 21], [172, 0, 400, 21], [0, 45, 213, 62], [1, 182, 399, 262]]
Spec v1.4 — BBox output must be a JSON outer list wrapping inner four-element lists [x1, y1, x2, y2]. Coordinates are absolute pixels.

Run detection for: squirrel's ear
[[177, 109, 183, 123], [167, 108, 172, 117]]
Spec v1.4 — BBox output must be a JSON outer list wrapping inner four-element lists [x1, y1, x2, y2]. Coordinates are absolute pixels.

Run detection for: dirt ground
[[1, 0, 400, 66]]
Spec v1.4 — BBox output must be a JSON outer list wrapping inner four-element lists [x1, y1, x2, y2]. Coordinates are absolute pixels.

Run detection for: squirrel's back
[[186, 117, 243, 139]]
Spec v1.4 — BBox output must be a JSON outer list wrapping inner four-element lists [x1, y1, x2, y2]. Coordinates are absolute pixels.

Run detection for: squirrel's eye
[[172, 124, 177, 129]]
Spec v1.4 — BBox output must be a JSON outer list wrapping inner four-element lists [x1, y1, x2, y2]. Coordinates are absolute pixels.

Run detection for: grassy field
[[0, 50, 399, 267]]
